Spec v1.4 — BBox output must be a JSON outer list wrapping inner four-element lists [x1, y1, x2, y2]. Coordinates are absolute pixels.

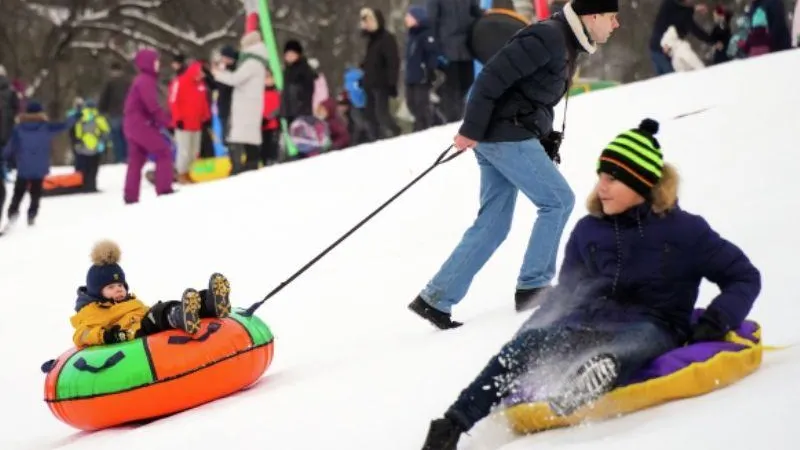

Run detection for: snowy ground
[[1, 50, 798, 449]]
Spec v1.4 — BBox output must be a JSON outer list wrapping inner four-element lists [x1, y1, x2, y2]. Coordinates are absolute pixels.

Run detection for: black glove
[[103, 325, 130, 344], [689, 309, 730, 343], [387, 86, 398, 98], [540, 131, 563, 164], [176, 120, 185, 130]]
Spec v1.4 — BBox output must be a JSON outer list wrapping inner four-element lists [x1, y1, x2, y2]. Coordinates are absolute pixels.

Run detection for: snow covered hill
[[2, 50, 799, 450]]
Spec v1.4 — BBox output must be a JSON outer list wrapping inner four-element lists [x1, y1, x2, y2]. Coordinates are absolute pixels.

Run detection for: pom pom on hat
[[638, 118, 659, 136], [90, 239, 121, 265]]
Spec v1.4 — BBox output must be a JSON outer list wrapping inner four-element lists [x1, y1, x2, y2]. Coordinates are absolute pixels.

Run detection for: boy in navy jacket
[[2, 101, 77, 227]]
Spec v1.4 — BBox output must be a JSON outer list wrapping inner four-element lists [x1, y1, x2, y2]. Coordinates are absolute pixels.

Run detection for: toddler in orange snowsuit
[[70, 240, 233, 348]]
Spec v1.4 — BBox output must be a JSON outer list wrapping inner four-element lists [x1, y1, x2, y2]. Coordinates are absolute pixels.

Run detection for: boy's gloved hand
[[103, 325, 131, 344], [689, 309, 730, 343]]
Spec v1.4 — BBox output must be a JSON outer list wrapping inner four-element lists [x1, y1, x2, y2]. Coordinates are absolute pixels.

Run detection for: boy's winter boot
[[547, 353, 619, 417], [167, 288, 202, 334], [421, 415, 463, 450], [200, 272, 231, 318], [408, 296, 462, 330], [514, 285, 552, 312]]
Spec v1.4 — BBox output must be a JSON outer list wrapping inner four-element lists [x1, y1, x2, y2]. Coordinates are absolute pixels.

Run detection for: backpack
[[288, 116, 330, 156], [343, 68, 366, 109], [74, 108, 110, 156]]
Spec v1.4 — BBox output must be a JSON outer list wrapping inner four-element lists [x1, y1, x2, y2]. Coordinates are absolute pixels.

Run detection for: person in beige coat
[[213, 31, 269, 173]]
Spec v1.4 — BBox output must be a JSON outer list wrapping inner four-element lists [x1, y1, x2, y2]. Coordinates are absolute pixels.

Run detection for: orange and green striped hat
[[597, 118, 663, 200]]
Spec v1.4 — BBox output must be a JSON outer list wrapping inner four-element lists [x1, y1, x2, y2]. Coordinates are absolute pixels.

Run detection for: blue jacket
[[458, 12, 583, 142], [343, 68, 366, 109], [533, 169, 761, 342], [405, 6, 440, 85], [2, 112, 78, 179]]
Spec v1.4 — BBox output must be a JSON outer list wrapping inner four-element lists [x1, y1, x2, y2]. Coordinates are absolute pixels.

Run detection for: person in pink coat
[[123, 49, 174, 204]]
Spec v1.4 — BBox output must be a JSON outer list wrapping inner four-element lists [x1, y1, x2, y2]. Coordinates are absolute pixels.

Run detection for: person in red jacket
[[313, 97, 350, 150], [168, 61, 211, 183], [260, 71, 281, 167]]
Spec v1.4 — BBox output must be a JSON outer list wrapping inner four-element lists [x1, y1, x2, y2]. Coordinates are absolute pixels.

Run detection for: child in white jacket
[[661, 25, 706, 72]]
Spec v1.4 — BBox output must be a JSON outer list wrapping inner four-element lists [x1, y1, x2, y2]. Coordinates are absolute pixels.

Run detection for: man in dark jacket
[[426, 0, 483, 122], [280, 40, 316, 126], [409, 1, 619, 328], [405, 5, 441, 132], [649, 0, 715, 75], [98, 62, 131, 163], [359, 7, 402, 139]]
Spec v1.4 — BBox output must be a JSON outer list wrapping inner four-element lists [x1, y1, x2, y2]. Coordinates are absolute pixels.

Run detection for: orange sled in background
[[41, 311, 274, 431]]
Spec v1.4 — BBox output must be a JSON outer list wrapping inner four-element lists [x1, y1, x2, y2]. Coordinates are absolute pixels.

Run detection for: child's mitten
[[103, 325, 131, 344], [689, 309, 730, 343]]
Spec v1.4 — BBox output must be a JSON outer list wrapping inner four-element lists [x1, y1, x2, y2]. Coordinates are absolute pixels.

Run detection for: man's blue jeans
[[419, 138, 575, 313]]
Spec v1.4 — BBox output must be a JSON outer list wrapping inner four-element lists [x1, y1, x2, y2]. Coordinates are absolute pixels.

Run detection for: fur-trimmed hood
[[587, 163, 680, 217], [17, 112, 48, 123]]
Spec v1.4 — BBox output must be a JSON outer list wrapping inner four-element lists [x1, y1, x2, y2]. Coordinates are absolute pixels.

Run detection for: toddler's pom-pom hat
[[86, 240, 128, 298]]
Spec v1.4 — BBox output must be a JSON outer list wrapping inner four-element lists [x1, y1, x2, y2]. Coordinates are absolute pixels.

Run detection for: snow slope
[[2, 50, 799, 449]]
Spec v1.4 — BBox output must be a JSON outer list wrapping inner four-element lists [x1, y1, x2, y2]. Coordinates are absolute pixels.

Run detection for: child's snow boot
[[547, 353, 619, 417], [167, 288, 202, 334], [200, 272, 231, 318]]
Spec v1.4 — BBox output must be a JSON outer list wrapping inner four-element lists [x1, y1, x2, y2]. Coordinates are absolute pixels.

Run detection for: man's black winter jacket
[[458, 13, 585, 143]]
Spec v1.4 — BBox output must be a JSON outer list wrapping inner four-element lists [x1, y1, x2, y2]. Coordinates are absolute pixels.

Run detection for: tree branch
[[70, 40, 135, 61], [80, 23, 178, 54], [117, 7, 243, 47]]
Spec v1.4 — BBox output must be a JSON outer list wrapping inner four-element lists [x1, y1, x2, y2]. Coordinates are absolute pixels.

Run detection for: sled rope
[[240, 145, 462, 317]]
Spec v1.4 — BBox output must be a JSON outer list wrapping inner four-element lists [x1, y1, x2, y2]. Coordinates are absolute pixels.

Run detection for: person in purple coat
[[123, 49, 174, 204], [420, 118, 761, 450]]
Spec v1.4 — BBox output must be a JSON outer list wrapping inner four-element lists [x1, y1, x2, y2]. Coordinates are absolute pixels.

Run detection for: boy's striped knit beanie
[[597, 118, 664, 200]]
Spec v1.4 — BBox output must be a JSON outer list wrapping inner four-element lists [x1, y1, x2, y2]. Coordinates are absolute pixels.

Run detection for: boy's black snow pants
[[134, 290, 222, 337], [8, 177, 43, 219], [444, 320, 678, 431]]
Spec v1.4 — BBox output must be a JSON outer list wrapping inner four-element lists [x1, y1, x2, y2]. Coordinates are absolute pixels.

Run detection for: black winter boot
[[421, 415, 463, 450], [514, 286, 552, 312], [409, 296, 462, 330], [548, 353, 619, 417], [199, 272, 231, 318], [167, 288, 202, 334]]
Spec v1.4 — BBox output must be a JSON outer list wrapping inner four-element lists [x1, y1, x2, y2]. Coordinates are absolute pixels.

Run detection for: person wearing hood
[[1, 101, 78, 227], [168, 60, 211, 183], [359, 7, 402, 139], [213, 31, 269, 174], [313, 97, 350, 150], [405, 6, 441, 132], [123, 48, 175, 204]]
